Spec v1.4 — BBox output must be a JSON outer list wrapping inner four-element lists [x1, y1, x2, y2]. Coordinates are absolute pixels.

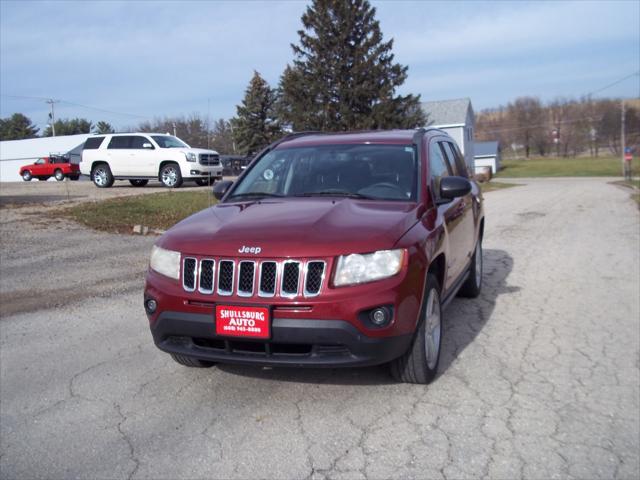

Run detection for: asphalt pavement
[[0, 178, 638, 479]]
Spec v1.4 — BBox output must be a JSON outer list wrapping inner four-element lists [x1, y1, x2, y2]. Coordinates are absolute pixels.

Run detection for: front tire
[[22, 171, 32, 181], [459, 240, 482, 298], [390, 274, 443, 384], [129, 179, 149, 187], [160, 163, 183, 188], [54, 169, 65, 181], [170, 353, 215, 368], [91, 163, 114, 188]]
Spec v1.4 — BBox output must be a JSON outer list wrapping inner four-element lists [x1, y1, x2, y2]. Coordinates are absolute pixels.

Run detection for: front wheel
[[195, 177, 212, 187], [129, 179, 149, 187], [160, 163, 183, 188], [459, 240, 482, 298], [390, 274, 442, 384], [22, 171, 32, 181], [54, 169, 64, 181], [91, 163, 114, 188], [170, 353, 215, 368]]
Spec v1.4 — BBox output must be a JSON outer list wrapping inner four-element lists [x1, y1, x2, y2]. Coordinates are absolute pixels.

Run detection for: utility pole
[[621, 100, 626, 177], [46, 99, 59, 136], [172, 122, 177, 137]]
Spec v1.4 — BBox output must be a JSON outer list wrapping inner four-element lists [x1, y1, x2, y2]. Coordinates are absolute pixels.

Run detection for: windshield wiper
[[294, 190, 374, 200], [227, 192, 284, 200]]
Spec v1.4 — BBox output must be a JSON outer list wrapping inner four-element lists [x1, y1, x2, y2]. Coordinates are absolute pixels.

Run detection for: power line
[[1, 94, 148, 119], [587, 71, 640, 98]]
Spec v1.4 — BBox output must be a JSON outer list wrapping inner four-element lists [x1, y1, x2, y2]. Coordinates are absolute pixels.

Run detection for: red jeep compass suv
[[144, 129, 484, 384]]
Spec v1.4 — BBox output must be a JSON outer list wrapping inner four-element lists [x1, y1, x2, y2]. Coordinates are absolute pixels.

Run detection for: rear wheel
[[390, 274, 442, 384], [91, 163, 114, 188], [459, 240, 482, 298], [22, 171, 32, 181], [54, 169, 64, 181], [129, 179, 149, 187], [170, 353, 215, 368], [160, 163, 183, 188]]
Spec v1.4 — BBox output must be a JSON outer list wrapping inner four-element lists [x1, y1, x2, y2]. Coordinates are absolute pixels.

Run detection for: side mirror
[[439, 176, 472, 201], [142, 143, 154, 149], [213, 180, 233, 200]]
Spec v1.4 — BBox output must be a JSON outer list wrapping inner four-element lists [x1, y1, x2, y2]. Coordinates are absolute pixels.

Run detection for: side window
[[107, 136, 132, 149], [84, 137, 105, 149], [35, 158, 45, 165], [429, 140, 452, 196], [130, 136, 152, 149], [443, 141, 468, 178]]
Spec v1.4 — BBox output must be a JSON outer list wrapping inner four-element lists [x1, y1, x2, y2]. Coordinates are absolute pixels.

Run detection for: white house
[[474, 141, 501, 174], [422, 98, 475, 171], [0, 134, 90, 182]]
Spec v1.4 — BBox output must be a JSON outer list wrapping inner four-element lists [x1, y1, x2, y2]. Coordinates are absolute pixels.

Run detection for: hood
[[185, 147, 219, 155], [159, 198, 420, 258]]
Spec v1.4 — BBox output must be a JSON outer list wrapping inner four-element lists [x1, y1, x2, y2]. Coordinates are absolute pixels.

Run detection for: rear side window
[[108, 136, 133, 149], [84, 137, 105, 149], [130, 136, 153, 149]]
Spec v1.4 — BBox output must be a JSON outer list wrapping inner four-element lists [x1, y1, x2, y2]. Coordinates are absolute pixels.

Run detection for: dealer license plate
[[215, 305, 270, 339]]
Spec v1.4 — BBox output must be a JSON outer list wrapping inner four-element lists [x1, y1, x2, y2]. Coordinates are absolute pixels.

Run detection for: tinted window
[[84, 137, 105, 149], [442, 141, 468, 178], [130, 136, 152, 149], [151, 135, 189, 148], [108, 136, 133, 149], [229, 144, 418, 202], [429, 141, 453, 196]]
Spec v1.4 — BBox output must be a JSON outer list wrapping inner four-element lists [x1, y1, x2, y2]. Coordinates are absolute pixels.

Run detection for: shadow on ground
[[217, 248, 516, 386]]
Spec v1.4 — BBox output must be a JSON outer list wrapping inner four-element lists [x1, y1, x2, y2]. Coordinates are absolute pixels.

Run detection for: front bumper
[[151, 310, 413, 368], [181, 163, 223, 179]]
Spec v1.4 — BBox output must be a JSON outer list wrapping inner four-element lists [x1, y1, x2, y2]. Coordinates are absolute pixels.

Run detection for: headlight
[[184, 152, 197, 162], [150, 245, 181, 280], [333, 249, 404, 286]]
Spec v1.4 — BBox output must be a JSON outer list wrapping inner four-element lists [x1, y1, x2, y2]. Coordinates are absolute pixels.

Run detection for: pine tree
[[0, 113, 39, 140], [94, 121, 115, 134], [279, 0, 425, 131], [232, 71, 281, 156]]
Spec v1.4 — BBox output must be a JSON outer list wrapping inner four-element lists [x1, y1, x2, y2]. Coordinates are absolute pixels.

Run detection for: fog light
[[190, 170, 199, 175], [370, 307, 389, 326], [145, 299, 157, 314]]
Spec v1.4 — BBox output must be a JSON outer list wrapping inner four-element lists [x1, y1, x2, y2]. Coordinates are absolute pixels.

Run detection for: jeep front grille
[[181, 258, 326, 298], [199, 154, 220, 166]]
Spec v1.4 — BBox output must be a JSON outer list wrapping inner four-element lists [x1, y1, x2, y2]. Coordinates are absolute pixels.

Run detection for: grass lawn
[[497, 156, 640, 178], [480, 181, 521, 193], [61, 191, 217, 233]]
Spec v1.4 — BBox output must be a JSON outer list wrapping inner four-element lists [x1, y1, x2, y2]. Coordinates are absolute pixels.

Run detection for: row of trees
[[476, 97, 640, 158], [0, 113, 116, 140]]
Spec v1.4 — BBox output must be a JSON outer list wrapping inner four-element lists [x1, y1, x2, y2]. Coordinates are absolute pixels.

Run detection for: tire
[[91, 163, 114, 188], [160, 163, 183, 188], [195, 178, 211, 187], [129, 179, 149, 187], [390, 274, 443, 384], [22, 171, 32, 181], [54, 169, 64, 181], [458, 240, 482, 298], [170, 353, 215, 368]]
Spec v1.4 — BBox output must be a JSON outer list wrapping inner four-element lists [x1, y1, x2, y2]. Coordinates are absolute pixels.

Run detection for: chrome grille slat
[[183, 257, 197, 292], [198, 259, 215, 294], [281, 261, 301, 298], [304, 261, 325, 297], [217, 260, 235, 296], [237, 261, 256, 297], [258, 261, 277, 297]]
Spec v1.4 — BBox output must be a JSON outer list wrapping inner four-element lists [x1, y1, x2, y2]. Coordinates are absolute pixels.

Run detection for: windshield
[[228, 144, 417, 202], [151, 135, 189, 148]]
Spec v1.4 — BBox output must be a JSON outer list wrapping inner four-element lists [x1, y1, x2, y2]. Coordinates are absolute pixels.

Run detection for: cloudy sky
[[1, 0, 639, 132]]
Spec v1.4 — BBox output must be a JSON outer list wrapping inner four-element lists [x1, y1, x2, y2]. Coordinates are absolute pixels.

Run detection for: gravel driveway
[[1, 178, 638, 479]]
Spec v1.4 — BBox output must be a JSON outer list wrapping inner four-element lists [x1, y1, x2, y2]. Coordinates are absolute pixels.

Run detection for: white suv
[[80, 133, 223, 188]]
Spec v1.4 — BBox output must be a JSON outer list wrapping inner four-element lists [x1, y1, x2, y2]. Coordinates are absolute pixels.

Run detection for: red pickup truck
[[19, 155, 80, 182]]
